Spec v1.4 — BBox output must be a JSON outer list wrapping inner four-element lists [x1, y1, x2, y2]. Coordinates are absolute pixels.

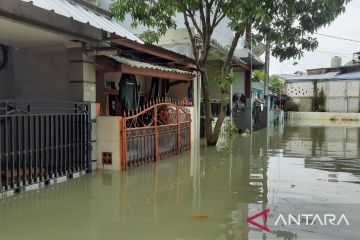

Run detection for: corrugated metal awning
[[107, 55, 195, 81], [20, 0, 143, 44], [109, 56, 194, 76]]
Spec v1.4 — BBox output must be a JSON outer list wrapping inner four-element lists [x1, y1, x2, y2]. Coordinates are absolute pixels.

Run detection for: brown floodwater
[[1, 123, 360, 240]]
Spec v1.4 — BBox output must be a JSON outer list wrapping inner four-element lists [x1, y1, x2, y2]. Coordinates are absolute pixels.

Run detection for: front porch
[[95, 50, 199, 171]]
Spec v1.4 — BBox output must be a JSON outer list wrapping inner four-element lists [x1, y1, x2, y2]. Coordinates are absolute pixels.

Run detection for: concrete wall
[[288, 111, 360, 121], [67, 48, 98, 169], [167, 80, 192, 101], [96, 116, 122, 171], [206, 62, 223, 100], [0, 47, 70, 100], [0, 48, 15, 99], [232, 71, 246, 96], [0, 46, 97, 102], [96, 108, 199, 171], [286, 80, 360, 112], [0, 46, 98, 169]]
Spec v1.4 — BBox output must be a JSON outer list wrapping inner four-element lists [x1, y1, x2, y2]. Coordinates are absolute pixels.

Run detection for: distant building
[[284, 55, 360, 112]]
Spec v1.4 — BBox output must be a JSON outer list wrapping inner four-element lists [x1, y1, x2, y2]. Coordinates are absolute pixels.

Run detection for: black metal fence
[[0, 101, 92, 193]]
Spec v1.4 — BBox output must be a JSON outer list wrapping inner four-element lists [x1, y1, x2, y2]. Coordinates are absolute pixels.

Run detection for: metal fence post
[[119, 117, 127, 171], [177, 106, 181, 153], [154, 105, 159, 161]]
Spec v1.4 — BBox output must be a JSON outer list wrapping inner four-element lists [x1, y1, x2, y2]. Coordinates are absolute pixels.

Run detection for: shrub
[[284, 98, 299, 112]]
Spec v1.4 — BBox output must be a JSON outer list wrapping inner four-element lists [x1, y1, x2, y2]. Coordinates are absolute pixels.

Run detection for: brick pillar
[[68, 47, 98, 170]]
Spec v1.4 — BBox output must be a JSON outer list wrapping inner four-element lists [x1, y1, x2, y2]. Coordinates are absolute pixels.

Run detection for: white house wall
[[98, 0, 235, 48], [286, 80, 360, 112], [206, 64, 223, 100], [232, 71, 246, 96]]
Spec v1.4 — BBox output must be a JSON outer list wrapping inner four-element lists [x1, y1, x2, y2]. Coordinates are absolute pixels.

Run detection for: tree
[[313, 86, 326, 112], [253, 71, 283, 94], [253, 70, 265, 82], [110, 0, 350, 146], [269, 76, 284, 94]]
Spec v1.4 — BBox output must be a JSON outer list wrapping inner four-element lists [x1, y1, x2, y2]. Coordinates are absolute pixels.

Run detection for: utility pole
[[264, 40, 270, 101]]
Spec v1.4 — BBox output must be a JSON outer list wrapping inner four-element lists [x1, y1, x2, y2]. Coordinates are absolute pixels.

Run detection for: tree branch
[[197, 0, 207, 38], [182, 10, 201, 70], [185, 9, 203, 35], [223, 31, 242, 70], [211, 4, 221, 27], [214, 12, 227, 28], [212, 0, 234, 29]]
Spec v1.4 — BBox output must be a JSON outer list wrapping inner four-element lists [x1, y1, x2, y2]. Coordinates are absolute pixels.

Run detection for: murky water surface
[[1, 124, 360, 239]]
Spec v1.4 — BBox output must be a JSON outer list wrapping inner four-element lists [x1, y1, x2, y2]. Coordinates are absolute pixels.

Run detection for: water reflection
[[0, 124, 360, 239], [280, 125, 360, 176]]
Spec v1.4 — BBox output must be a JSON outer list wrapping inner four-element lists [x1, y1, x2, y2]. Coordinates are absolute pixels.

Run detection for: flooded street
[[1, 124, 360, 240]]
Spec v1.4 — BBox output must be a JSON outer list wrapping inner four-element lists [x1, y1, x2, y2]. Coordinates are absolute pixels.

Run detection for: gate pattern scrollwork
[[120, 99, 191, 170]]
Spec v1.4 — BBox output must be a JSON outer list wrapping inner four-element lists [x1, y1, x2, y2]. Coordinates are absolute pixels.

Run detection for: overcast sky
[[269, 0, 360, 75]]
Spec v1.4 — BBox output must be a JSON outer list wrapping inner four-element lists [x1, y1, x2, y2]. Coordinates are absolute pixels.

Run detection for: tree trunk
[[207, 101, 227, 145], [201, 69, 214, 143]]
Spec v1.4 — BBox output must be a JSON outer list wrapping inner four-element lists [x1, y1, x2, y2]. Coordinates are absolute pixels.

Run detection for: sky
[[269, 0, 360, 75]]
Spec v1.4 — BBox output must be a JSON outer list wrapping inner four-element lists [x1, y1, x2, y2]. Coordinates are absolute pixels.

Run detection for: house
[[0, 0, 199, 194], [157, 28, 264, 136], [285, 55, 360, 112], [97, 0, 265, 138]]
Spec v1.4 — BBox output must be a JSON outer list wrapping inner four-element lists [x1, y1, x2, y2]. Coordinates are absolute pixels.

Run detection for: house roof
[[273, 74, 299, 81], [234, 48, 264, 70], [2, 0, 195, 69], [96, 55, 195, 81], [306, 63, 360, 74], [20, 0, 143, 44], [285, 71, 360, 82], [111, 39, 195, 68], [108, 55, 195, 76]]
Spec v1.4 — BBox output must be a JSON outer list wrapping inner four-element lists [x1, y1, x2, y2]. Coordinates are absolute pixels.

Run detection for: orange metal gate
[[119, 98, 191, 170]]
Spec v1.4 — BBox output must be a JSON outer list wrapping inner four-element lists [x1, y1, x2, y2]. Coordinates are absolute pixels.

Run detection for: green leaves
[[110, 0, 349, 59], [250, 0, 351, 61], [110, 0, 178, 43], [269, 76, 284, 93], [214, 71, 238, 92], [138, 31, 160, 43]]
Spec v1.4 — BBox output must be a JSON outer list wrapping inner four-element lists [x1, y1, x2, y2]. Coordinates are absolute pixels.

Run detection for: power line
[[313, 50, 353, 56], [314, 33, 360, 43]]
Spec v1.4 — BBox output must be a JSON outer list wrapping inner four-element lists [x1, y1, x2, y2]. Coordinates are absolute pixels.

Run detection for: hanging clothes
[[148, 77, 160, 101], [119, 74, 139, 112]]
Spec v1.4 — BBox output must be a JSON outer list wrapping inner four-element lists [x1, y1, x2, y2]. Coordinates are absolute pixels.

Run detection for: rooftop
[[20, 0, 143, 43], [285, 70, 360, 82]]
